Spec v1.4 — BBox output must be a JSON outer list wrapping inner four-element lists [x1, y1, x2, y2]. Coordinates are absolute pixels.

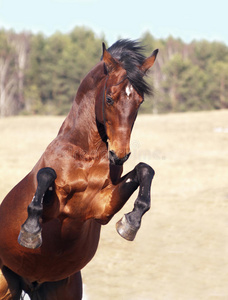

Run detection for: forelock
[[105, 39, 152, 96]]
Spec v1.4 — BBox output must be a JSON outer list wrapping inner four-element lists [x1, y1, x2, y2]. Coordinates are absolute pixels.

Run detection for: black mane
[[106, 39, 152, 96]]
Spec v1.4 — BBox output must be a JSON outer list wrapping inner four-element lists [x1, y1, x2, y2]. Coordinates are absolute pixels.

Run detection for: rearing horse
[[0, 40, 158, 299]]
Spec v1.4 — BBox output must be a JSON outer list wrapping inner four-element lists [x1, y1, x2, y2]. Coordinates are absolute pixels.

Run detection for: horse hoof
[[116, 215, 139, 241], [18, 227, 42, 249]]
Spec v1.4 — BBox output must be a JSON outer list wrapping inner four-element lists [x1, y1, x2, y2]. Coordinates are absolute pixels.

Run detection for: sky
[[0, 0, 227, 47]]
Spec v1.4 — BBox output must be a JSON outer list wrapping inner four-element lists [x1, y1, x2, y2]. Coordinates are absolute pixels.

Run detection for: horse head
[[96, 40, 158, 165]]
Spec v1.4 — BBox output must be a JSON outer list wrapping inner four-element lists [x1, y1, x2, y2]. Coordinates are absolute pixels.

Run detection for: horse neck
[[58, 62, 106, 151]]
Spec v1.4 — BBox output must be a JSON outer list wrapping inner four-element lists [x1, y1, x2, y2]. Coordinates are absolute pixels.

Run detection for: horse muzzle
[[109, 150, 131, 165]]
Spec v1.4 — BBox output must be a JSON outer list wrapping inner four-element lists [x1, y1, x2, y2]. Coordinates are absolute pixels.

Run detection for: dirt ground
[[0, 110, 228, 300]]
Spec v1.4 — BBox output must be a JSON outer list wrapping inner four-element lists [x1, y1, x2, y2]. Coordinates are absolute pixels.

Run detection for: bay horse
[[0, 39, 158, 299]]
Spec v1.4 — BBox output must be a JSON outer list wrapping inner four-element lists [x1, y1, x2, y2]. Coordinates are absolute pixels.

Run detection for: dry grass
[[1, 110, 228, 300]]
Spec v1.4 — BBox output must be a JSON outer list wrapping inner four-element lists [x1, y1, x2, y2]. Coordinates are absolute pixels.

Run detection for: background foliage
[[0, 26, 228, 116]]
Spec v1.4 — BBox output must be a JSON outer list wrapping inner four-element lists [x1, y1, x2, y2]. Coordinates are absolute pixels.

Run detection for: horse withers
[[0, 39, 158, 299]]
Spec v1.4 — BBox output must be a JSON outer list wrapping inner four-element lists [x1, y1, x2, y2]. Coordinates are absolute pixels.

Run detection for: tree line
[[0, 26, 228, 116]]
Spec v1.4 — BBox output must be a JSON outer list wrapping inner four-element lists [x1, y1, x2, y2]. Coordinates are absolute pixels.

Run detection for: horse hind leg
[[28, 272, 82, 300], [18, 167, 57, 249], [0, 267, 22, 300]]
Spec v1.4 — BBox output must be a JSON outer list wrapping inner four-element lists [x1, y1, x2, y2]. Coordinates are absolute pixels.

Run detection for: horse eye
[[106, 95, 114, 106]]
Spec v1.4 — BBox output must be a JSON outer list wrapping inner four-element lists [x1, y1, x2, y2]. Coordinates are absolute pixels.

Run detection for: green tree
[[162, 53, 208, 112], [24, 27, 105, 115], [206, 61, 228, 109], [24, 33, 46, 113], [1, 26, 228, 116]]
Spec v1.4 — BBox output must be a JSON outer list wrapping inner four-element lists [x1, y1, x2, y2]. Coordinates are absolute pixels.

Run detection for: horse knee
[[135, 162, 155, 179], [36, 168, 57, 192]]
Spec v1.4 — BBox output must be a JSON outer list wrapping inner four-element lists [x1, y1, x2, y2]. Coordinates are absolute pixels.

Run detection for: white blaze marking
[[125, 85, 133, 97]]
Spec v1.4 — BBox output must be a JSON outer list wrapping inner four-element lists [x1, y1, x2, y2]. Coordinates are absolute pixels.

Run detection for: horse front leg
[[96, 162, 154, 241], [18, 167, 57, 249], [115, 162, 155, 241]]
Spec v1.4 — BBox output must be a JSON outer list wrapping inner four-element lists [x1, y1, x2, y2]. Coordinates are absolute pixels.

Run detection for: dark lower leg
[[116, 162, 155, 241], [18, 168, 57, 249]]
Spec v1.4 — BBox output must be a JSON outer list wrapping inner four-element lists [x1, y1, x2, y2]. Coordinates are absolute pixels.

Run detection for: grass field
[[0, 110, 228, 300]]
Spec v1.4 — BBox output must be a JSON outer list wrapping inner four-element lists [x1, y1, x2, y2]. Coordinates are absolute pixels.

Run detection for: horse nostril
[[109, 151, 131, 165]]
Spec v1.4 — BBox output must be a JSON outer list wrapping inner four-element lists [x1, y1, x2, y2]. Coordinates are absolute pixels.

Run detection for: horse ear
[[141, 49, 159, 74], [102, 42, 118, 73]]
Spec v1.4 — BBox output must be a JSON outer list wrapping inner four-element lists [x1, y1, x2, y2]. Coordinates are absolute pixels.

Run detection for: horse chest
[[55, 163, 110, 218]]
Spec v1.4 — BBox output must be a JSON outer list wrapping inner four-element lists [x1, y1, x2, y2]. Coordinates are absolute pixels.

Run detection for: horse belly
[[33, 218, 102, 282]]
